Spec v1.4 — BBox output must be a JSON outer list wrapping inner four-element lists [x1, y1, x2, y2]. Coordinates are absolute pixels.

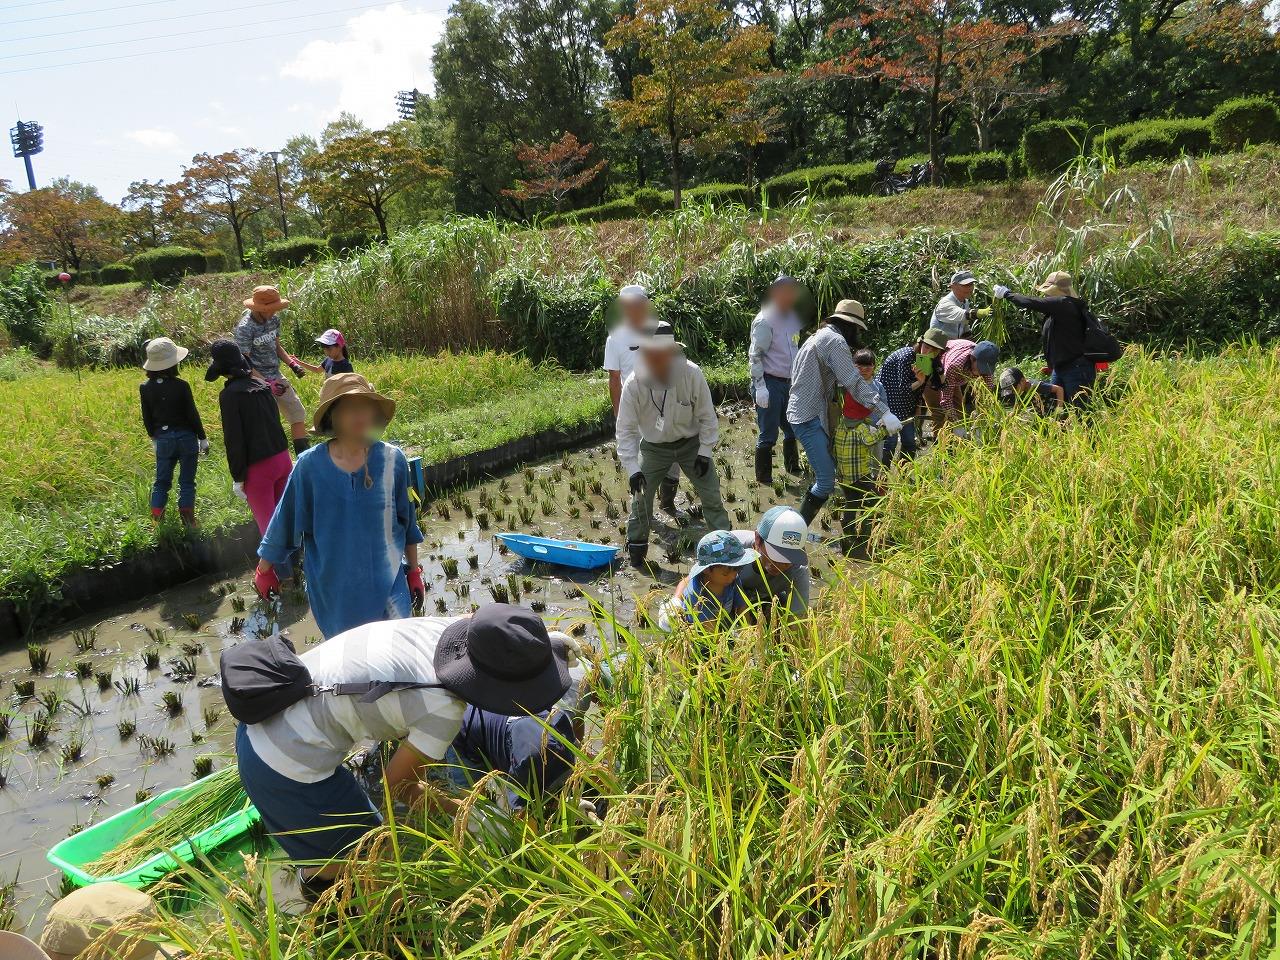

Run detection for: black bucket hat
[[205, 338, 251, 381], [434, 604, 571, 715]]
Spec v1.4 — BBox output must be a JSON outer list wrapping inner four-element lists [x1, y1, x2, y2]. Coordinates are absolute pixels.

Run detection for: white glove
[[993, 284, 1010, 299], [198, 439, 210, 456], [232, 482, 247, 502], [754, 386, 770, 409], [880, 411, 904, 435]]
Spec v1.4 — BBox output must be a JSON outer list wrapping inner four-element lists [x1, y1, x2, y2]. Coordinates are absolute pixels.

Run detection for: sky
[[1, 0, 449, 202]]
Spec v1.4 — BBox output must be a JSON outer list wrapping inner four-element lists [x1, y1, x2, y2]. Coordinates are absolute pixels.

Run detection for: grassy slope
[[152, 347, 1280, 958]]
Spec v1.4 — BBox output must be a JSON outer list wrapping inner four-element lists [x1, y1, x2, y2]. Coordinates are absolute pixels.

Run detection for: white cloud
[[281, 3, 443, 127], [124, 129, 182, 151]]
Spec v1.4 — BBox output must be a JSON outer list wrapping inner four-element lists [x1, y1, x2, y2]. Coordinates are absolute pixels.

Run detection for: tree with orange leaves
[[605, 0, 773, 207], [178, 150, 273, 267], [0, 178, 123, 270], [815, 0, 1079, 176], [502, 132, 607, 213]]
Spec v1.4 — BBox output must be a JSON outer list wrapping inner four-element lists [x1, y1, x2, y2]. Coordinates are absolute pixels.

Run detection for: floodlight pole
[[21, 153, 35, 191], [267, 150, 289, 239]]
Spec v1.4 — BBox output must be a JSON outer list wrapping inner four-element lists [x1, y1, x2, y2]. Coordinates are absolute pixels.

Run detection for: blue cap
[[972, 340, 1000, 376], [689, 530, 758, 581]]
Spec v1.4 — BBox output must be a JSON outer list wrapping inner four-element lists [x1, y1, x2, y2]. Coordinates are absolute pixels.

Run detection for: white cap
[[619, 284, 649, 302], [757, 506, 809, 566]]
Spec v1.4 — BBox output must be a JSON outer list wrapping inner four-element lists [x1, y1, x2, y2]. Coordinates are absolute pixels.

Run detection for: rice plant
[[141, 648, 161, 670], [74, 659, 92, 680], [60, 736, 85, 764], [0, 713, 10, 741], [37, 689, 63, 716], [114, 676, 140, 697], [192, 756, 214, 779], [466, 553, 479, 570], [117, 719, 136, 740], [442, 557, 459, 579], [144, 626, 170, 645], [181, 613, 201, 630], [26, 712, 52, 749], [160, 691, 183, 717], [94, 670, 113, 691], [230, 596, 247, 614], [490, 582, 510, 604], [13, 680, 34, 699], [134, 788, 151, 803], [26, 644, 49, 673], [96, 773, 115, 790], [181, 641, 204, 656], [72, 628, 97, 652], [203, 706, 222, 729]]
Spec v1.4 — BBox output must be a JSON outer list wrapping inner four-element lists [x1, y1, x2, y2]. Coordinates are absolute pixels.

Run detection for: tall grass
[[147, 346, 1280, 958]]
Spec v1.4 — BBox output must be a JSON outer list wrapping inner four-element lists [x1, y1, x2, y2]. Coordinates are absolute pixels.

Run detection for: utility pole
[[266, 150, 289, 238], [10, 120, 44, 191]]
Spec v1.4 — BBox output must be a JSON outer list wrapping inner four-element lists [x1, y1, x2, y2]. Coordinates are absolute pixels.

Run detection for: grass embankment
[[148, 347, 1280, 958], [0, 352, 659, 620]]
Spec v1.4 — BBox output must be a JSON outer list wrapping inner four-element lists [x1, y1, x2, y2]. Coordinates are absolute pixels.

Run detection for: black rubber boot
[[627, 542, 648, 568], [754, 445, 773, 485], [799, 490, 828, 525], [783, 438, 801, 475], [658, 476, 678, 514]]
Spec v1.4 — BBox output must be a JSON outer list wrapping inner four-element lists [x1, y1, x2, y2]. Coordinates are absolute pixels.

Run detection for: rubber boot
[[179, 507, 197, 529], [293, 436, 310, 457], [783, 438, 801, 475], [627, 542, 648, 568], [754, 445, 773, 485], [150, 507, 164, 523], [799, 490, 828, 525], [658, 476, 678, 514]]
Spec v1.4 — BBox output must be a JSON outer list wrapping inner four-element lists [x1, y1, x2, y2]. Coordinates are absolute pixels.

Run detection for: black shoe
[[799, 490, 828, 525], [754, 445, 774, 485], [783, 438, 801, 475], [627, 542, 648, 567], [658, 477, 678, 514]]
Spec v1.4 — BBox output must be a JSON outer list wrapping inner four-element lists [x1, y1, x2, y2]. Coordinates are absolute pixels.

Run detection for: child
[[205, 339, 292, 534], [254, 373, 425, 639], [999, 366, 1064, 415], [296, 329, 354, 378], [657, 530, 758, 632], [833, 349, 888, 555], [139, 337, 207, 527]]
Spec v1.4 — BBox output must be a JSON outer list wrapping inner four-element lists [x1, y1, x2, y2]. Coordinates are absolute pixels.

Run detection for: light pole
[[266, 150, 289, 239], [10, 120, 44, 191]]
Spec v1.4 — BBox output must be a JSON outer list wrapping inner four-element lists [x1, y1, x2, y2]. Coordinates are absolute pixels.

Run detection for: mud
[[0, 402, 840, 930]]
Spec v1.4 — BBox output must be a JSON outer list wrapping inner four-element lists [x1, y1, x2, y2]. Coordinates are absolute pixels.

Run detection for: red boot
[[151, 507, 165, 523]]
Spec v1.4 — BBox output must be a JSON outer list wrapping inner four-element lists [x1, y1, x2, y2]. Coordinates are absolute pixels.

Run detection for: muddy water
[[1, 402, 837, 930]]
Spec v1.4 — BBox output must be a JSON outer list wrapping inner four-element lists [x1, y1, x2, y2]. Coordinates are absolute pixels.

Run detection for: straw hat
[[242, 285, 290, 314], [142, 337, 188, 372], [311, 372, 395, 433], [0, 931, 55, 960], [1036, 271, 1076, 297], [38, 882, 180, 960], [825, 299, 867, 330]]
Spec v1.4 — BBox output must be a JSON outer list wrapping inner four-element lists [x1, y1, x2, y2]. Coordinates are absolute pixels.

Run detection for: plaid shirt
[[940, 339, 994, 414], [834, 417, 885, 483], [786, 326, 887, 429]]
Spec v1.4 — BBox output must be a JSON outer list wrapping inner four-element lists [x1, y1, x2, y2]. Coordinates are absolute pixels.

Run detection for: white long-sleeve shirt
[[616, 357, 719, 477], [929, 292, 972, 339], [748, 304, 801, 390]]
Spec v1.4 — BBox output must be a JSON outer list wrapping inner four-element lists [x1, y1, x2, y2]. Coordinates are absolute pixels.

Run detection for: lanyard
[[648, 387, 668, 418]]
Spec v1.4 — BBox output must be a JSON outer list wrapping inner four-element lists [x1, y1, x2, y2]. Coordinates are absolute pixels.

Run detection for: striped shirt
[[786, 325, 887, 429], [245, 617, 469, 783], [876, 345, 926, 419]]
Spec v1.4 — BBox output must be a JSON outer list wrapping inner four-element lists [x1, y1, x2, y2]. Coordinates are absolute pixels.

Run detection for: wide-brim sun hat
[[629, 321, 685, 352], [920, 328, 950, 351], [204, 338, 250, 382], [311, 372, 395, 434], [37, 881, 179, 960], [1036, 271, 1076, 297], [434, 604, 571, 715], [243, 285, 290, 313], [825, 299, 867, 330], [0, 931, 55, 960], [689, 530, 759, 581], [756, 506, 809, 567], [142, 337, 188, 372]]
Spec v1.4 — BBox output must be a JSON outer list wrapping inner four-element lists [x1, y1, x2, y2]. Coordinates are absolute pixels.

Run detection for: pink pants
[[243, 450, 293, 534]]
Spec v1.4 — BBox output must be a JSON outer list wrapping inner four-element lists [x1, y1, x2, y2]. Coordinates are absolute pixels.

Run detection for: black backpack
[[1079, 303, 1124, 363], [219, 634, 443, 724]]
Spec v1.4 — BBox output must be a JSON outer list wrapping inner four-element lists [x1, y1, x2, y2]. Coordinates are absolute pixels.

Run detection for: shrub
[[204, 251, 227, 273], [43, 308, 160, 368], [78, 269, 100, 286], [98, 263, 135, 285], [42, 270, 76, 289], [1021, 119, 1088, 176], [763, 162, 878, 203], [132, 246, 207, 284], [327, 231, 372, 256], [1209, 96, 1280, 151], [1119, 119, 1211, 164], [0, 264, 51, 351], [632, 188, 668, 215], [683, 183, 754, 207], [262, 236, 328, 268], [944, 152, 1011, 184], [558, 196, 640, 225]]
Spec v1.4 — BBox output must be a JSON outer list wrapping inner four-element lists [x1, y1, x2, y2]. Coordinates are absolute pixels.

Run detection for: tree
[[605, 0, 774, 206], [502, 132, 607, 211], [305, 125, 447, 241], [0, 178, 123, 269], [178, 150, 273, 267], [815, 0, 1075, 177]]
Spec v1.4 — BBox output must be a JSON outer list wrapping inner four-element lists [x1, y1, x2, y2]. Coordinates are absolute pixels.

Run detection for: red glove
[[254, 565, 280, 599], [407, 566, 426, 609]]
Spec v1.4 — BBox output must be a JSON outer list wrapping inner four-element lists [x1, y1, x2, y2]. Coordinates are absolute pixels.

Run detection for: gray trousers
[[626, 435, 729, 546]]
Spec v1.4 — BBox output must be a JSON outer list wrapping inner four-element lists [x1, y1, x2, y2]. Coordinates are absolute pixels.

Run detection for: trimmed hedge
[[632, 188, 668, 215], [945, 152, 1011, 184], [763, 162, 878, 203], [683, 182, 755, 206], [1021, 120, 1088, 176], [132, 246, 206, 284], [98, 263, 135, 285], [263, 236, 328, 268], [1209, 96, 1280, 151], [327, 231, 372, 255], [204, 251, 227, 273], [1119, 119, 1212, 164], [549, 196, 640, 227]]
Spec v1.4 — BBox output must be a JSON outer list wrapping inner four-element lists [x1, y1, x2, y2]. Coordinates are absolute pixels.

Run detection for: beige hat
[[142, 337, 188, 372], [242, 285, 290, 314], [0, 931, 55, 960], [825, 299, 867, 330], [38, 883, 179, 960], [1036, 271, 1076, 297], [312, 372, 396, 434]]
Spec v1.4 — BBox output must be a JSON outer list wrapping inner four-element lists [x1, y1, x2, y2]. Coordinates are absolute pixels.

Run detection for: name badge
[[654, 416, 665, 432]]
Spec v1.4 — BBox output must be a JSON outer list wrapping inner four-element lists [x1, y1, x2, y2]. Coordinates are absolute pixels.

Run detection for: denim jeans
[[790, 417, 836, 497], [1051, 356, 1097, 407], [151, 428, 199, 510], [881, 420, 917, 465], [755, 375, 796, 448]]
